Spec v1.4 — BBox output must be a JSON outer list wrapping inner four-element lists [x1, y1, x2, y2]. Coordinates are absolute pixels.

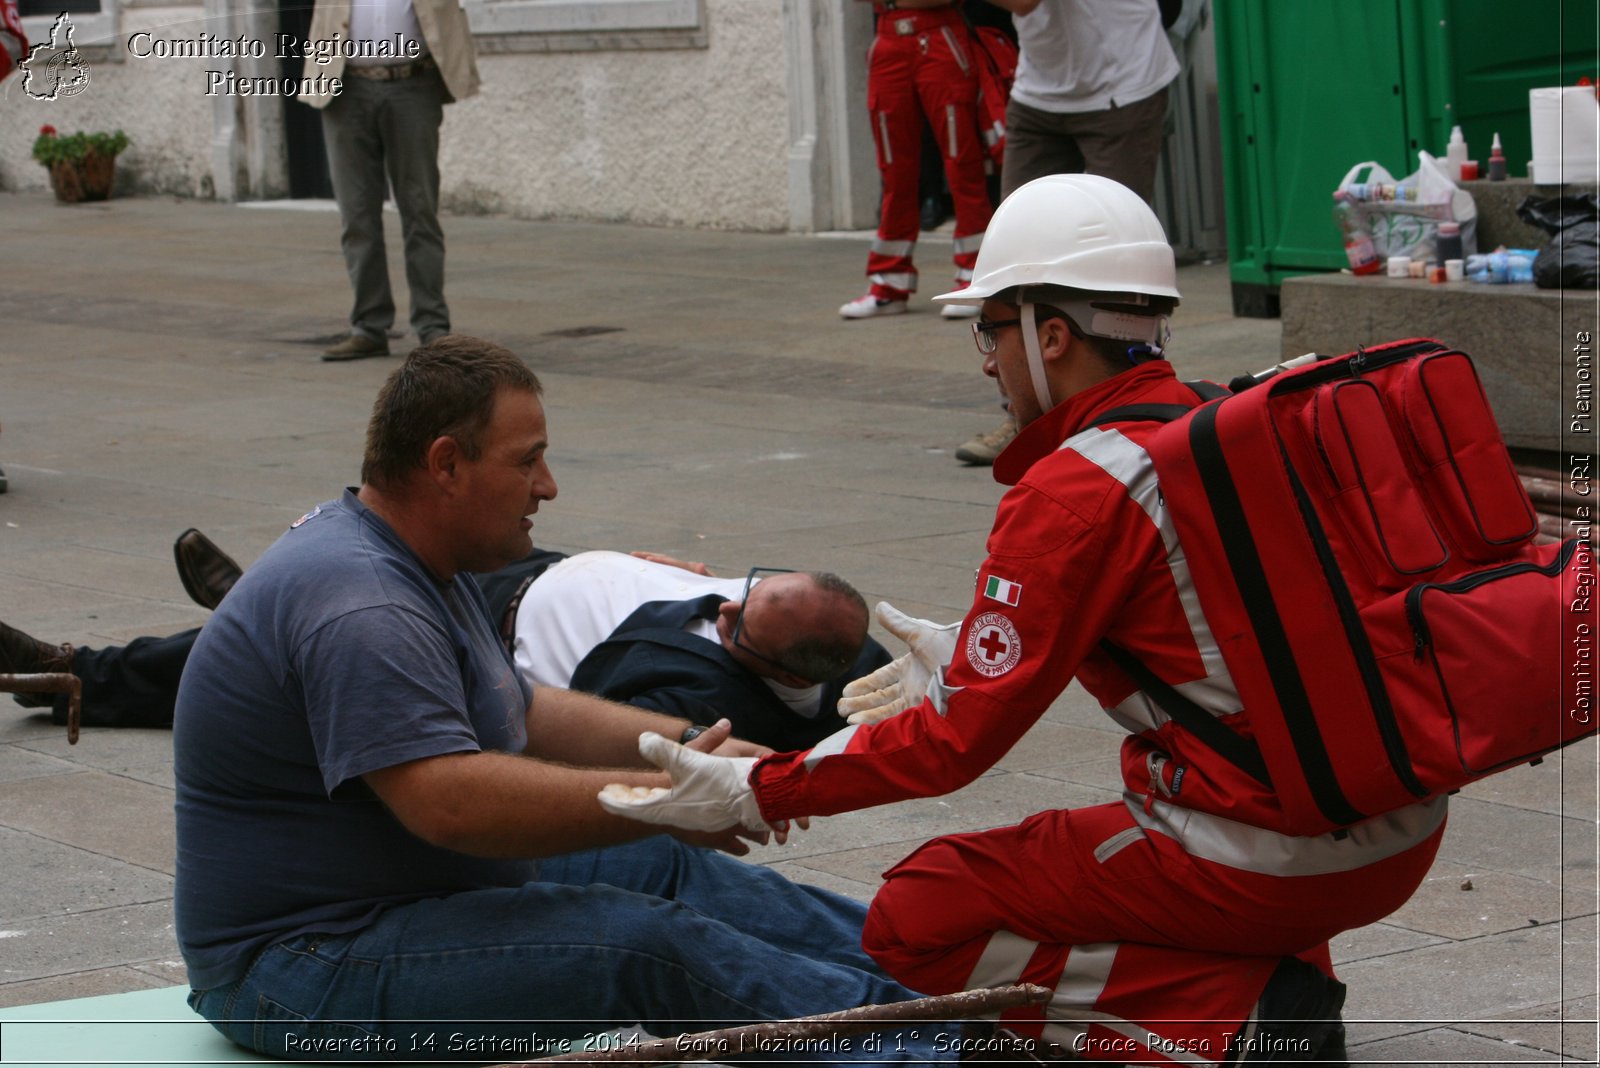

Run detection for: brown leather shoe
[[321, 334, 391, 361], [174, 528, 243, 610], [0, 620, 73, 707]]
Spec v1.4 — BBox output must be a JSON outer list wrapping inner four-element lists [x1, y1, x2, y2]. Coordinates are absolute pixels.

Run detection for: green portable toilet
[[1214, 0, 1596, 317]]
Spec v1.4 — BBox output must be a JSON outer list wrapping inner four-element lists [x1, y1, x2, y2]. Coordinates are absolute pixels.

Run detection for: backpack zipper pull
[[1406, 587, 1431, 661]]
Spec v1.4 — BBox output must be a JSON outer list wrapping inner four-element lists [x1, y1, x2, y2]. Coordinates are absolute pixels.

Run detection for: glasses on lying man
[[730, 567, 808, 680]]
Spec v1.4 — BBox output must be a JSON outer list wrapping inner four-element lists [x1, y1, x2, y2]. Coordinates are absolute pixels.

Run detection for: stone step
[[1279, 271, 1594, 453], [1460, 176, 1596, 254]]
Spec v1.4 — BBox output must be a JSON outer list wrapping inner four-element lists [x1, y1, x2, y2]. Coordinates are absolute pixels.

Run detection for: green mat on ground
[[0, 985, 527, 1066], [0, 984, 269, 1065]]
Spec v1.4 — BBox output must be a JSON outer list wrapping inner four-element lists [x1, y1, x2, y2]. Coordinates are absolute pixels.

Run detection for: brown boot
[[174, 528, 244, 611], [0, 620, 73, 707], [955, 415, 1018, 466]]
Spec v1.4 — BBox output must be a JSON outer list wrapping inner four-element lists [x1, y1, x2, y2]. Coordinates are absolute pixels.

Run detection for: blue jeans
[[189, 838, 956, 1063]]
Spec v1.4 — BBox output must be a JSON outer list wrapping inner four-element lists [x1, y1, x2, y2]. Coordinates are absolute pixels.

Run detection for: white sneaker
[[940, 302, 981, 319], [839, 293, 908, 319]]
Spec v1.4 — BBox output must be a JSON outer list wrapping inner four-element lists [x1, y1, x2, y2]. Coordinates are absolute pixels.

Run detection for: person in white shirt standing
[[296, 0, 479, 361], [955, 0, 1178, 466]]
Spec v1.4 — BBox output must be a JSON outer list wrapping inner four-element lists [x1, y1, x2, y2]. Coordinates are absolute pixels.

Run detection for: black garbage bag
[[1516, 193, 1600, 289]]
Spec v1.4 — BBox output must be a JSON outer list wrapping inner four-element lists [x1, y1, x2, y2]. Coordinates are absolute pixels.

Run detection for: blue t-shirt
[[173, 490, 536, 990]]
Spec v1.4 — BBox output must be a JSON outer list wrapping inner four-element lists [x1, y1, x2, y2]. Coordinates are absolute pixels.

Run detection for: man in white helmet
[[601, 175, 1447, 1065]]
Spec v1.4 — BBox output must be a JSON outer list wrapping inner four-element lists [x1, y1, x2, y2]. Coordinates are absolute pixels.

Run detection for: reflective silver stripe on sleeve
[[925, 672, 961, 715], [952, 231, 985, 255], [802, 724, 859, 771], [1125, 792, 1448, 877], [1065, 427, 1241, 723], [870, 237, 916, 257]]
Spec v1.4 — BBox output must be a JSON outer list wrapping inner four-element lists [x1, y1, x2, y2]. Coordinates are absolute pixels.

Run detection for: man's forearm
[[366, 749, 669, 858], [527, 685, 690, 767]]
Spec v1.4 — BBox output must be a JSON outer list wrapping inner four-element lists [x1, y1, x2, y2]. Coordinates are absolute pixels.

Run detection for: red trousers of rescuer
[[864, 4, 994, 301], [862, 799, 1446, 1065]]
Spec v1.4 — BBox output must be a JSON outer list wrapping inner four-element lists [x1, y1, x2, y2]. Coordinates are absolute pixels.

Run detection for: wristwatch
[[679, 724, 707, 745]]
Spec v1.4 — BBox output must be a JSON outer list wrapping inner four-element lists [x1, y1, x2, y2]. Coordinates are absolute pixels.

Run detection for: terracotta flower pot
[[47, 150, 117, 203]]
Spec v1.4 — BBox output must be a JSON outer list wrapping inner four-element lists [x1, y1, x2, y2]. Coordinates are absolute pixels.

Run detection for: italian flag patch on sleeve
[[983, 575, 1021, 606]]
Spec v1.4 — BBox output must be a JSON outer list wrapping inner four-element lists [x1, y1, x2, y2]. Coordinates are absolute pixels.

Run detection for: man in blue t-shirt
[[173, 336, 952, 1062]]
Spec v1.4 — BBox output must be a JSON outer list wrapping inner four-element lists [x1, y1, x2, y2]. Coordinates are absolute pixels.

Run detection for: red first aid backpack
[[1098, 338, 1596, 836]]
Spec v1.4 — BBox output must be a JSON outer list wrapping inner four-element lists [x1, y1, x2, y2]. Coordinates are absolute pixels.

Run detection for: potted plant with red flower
[[31, 124, 130, 203]]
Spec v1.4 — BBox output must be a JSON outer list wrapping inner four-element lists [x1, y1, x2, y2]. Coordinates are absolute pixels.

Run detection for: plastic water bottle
[[1466, 249, 1536, 283], [1333, 193, 1381, 275], [1445, 125, 1470, 180]]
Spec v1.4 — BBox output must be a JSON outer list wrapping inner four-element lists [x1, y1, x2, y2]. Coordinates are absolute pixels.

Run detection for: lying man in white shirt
[[4, 541, 888, 751]]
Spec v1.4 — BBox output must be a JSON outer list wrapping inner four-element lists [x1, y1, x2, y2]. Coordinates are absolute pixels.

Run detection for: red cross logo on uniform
[[977, 629, 1010, 662], [966, 612, 1022, 677]]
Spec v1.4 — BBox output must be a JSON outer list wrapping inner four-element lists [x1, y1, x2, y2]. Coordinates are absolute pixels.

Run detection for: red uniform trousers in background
[[864, 5, 994, 301], [862, 798, 1446, 1065], [1, 0, 27, 79]]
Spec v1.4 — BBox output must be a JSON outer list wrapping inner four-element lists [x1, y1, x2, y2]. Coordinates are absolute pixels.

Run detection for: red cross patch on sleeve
[[965, 612, 1022, 677]]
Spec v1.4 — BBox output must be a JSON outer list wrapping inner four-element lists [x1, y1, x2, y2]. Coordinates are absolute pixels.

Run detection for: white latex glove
[[835, 601, 960, 725], [598, 732, 771, 833]]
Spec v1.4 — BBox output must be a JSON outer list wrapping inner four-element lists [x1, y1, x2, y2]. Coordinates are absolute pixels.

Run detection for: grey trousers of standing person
[[1000, 88, 1170, 204], [320, 68, 450, 345]]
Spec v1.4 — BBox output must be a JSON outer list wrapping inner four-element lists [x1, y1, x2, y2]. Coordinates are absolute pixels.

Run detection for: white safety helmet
[[933, 173, 1180, 305], [933, 174, 1180, 415]]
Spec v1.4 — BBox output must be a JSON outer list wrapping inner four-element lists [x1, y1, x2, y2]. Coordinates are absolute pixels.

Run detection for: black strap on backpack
[[1098, 641, 1274, 789], [1085, 381, 1228, 432], [1082, 379, 1275, 789]]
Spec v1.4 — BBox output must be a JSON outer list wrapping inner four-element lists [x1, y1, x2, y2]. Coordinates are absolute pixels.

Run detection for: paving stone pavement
[[0, 192, 1594, 1065]]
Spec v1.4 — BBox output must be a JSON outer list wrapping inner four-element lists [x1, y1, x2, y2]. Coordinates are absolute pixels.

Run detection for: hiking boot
[[1226, 957, 1349, 1064], [839, 293, 908, 320], [174, 528, 244, 610], [0, 620, 73, 708], [321, 333, 391, 361], [955, 416, 1018, 465]]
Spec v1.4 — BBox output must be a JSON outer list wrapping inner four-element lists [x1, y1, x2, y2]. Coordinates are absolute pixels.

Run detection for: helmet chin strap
[[1020, 302, 1055, 415]]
